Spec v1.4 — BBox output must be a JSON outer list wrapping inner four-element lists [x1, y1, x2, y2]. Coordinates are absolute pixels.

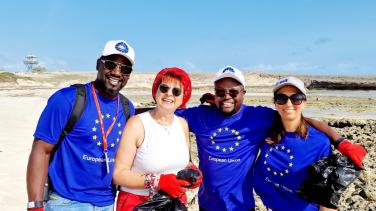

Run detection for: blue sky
[[1, 1, 375, 75]]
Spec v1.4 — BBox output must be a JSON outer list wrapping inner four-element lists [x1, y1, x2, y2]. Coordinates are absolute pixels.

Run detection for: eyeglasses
[[274, 93, 306, 105], [101, 60, 133, 75], [159, 83, 182, 97], [214, 88, 244, 98]]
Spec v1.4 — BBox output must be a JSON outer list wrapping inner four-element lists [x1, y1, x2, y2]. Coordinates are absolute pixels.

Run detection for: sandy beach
[[0, 72, 375, 210]]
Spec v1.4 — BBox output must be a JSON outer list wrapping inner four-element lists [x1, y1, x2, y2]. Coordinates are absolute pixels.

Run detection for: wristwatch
[[27, 201, 45, 209]]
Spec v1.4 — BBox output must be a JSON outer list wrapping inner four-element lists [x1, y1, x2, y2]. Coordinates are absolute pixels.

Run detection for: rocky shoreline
[[326, 119, 376, 211], [307, 80, 376, 90]]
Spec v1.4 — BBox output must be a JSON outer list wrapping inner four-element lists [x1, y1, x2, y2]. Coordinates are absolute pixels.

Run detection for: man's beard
[[94, 79, 119, 96]]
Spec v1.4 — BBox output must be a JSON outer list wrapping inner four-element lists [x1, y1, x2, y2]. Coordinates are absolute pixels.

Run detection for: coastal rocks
[[326, 119, 376, 211], [307, 80, 376, 90]]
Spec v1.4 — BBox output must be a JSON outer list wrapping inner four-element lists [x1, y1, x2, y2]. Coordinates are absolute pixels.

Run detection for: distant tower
[[24, 54, 38, 72]]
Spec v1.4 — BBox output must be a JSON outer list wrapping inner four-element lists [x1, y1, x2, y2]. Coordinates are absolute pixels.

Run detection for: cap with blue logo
[[273, 76, 306, 95], [213, 66, 245, 86], [101, 40, 135, 65]]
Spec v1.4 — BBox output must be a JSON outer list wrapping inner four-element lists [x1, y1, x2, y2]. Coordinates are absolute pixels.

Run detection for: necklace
[[149, 110, 173, 135], [163, 125, 172, 135]]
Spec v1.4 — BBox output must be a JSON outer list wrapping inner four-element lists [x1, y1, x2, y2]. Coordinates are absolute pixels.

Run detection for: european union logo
[[115, 42, 129, 53], [264, 145, 295, 177], [209, 127, 242, 153], [91, 115, 122, 149], [222, 67, 235, 73]]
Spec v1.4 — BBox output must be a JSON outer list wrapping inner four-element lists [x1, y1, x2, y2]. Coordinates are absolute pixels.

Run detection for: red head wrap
[[152, 67, 192, 109]]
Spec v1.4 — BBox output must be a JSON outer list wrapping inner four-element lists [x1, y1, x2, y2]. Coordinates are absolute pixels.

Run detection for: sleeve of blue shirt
[[316, 133, 332, 159], [175, 106, 201, 131], [33, 87, 75, 144], [175, 107, 190, 118], [253, 105, 277, 131]]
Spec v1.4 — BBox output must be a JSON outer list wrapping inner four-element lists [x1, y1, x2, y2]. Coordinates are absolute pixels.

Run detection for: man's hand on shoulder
[[200, 93, 215, 106]]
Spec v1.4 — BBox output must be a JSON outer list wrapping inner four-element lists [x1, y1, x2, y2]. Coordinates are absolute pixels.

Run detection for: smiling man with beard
[[26, 40, 136, 211]]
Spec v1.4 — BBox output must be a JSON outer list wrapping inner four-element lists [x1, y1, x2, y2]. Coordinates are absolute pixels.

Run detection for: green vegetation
[[32, 66, 48, 73], [0, 72, 32, 83]]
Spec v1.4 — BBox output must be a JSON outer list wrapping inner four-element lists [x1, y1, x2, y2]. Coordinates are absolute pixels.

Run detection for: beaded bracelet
[[144, 173, 159, 197]]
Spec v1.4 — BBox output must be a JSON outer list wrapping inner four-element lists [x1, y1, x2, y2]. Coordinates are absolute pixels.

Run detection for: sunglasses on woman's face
[[101, 59, 133, 75], [274, 93, 306, 105], [159, 83, 182, 97], [214, 88, 243, 98]]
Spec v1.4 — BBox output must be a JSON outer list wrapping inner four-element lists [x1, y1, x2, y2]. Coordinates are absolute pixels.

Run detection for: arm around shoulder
[[305, 117, 341, 142], [305, 117, 367, 168]]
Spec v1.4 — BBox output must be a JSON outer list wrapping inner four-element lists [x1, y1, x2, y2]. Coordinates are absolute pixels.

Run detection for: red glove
[[200, 93, 216, 106], [178, 193, 188, 205], [158, 174, 189, 198], [337, 140, 367, 169], [186, 163, 203, 189], [27, 208, 44, 211]]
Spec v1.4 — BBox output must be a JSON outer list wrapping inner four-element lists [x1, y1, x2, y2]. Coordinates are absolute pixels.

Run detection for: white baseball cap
[[101, 40, 135, 65], [213, 66, 245, 86], [273, 76, 306, 95]]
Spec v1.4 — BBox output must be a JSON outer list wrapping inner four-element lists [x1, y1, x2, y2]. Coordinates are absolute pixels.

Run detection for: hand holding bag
[[297, 153, 362, 208]]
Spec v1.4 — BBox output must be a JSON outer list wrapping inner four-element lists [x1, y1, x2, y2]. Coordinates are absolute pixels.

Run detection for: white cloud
[[336, 62, 356, 69], [314, 38, 332, 45], [184, 61, 197, 70], [38, 57, 69, 70], [0, 54, 69, 71], [249, 62, 321, 72], [0, 54, 25, 71], [2, 62, 24, 70]]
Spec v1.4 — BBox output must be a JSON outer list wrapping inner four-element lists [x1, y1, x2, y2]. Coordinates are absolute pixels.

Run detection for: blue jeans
[[45, 192, 114, 211]]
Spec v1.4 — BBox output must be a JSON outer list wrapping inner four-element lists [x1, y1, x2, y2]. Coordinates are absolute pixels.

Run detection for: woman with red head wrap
[[151, 67, 192, 109], [113, 67, 199, 211]]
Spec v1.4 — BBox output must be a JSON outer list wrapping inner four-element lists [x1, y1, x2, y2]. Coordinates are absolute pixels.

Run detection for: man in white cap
[[26, 40, 136, 211], [177, 66, 366, 211], [177, 65, 273, 211]]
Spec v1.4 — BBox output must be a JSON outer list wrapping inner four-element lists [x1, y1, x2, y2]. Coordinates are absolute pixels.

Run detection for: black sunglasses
[[214, 88, 244, 98], [274, 93, 306, 105], [159, 83, 182, 97], [101, 59, 133, 75]]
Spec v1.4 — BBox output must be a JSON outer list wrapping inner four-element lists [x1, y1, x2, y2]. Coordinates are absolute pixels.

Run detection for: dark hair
[[266, 112, 309, 145]]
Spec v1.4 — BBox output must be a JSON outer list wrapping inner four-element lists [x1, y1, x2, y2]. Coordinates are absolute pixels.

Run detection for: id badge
[[104, 152, 110, 174]]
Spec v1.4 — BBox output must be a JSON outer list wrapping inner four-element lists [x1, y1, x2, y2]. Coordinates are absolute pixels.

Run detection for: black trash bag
[[176, 168, 201, 188], [133, 191, 187, 211], [297, 153, 362, 209]]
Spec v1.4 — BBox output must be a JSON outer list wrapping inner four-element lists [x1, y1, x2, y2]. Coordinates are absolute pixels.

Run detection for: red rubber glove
[[200, 93, 216, 106], [158, 174, 190, 198], [338, 140, 367, 169], [27, 208, 44, 211], [186, 163, 203, 189], [178, 193, 188, 205]]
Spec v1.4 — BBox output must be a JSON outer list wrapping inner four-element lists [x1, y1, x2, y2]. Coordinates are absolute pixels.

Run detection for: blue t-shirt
[[34, 82, 135, 206], [253, 126, 331, 211], [177, 105, 274, 211]]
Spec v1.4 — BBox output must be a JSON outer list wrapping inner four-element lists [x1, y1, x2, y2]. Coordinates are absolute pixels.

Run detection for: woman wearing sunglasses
[[113, 67, 201, 211], [253, 77, 335, 211]]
